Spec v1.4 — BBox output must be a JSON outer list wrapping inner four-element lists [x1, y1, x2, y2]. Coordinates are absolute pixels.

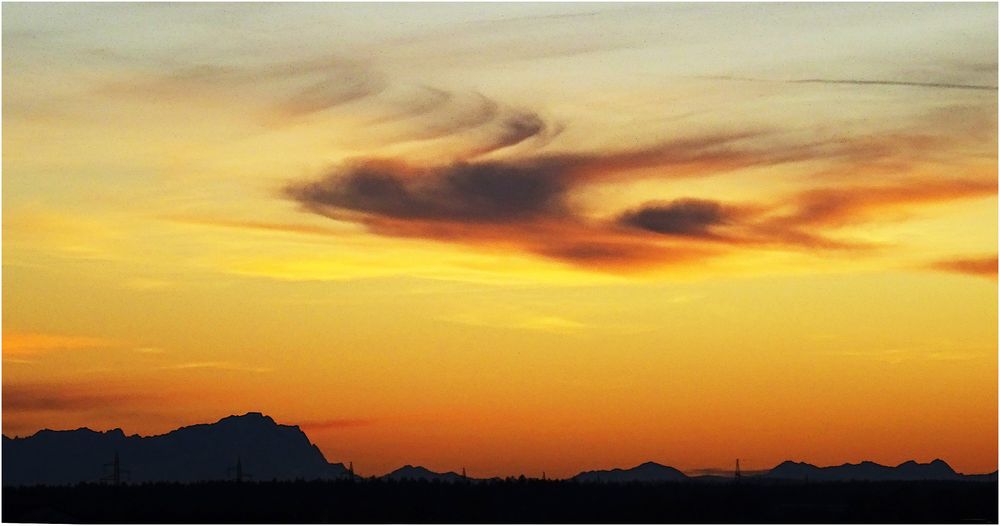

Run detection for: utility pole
[[735, 458, 742, 481]]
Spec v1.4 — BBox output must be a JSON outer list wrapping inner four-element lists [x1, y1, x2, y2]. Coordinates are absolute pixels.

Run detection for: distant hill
[[573, 461, 688, 483], [382, 465, 466, 482], [763, 459, 984, 481], [2, 413, 350, 486], [571, 459, 995, 484]]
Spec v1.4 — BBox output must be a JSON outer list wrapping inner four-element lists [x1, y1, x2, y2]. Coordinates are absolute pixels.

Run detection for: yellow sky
[[3, 3, 997, 477]]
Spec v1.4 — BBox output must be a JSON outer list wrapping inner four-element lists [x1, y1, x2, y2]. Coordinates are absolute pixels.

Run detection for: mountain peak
[[220, 412, 276, 424], [775, 460, 814, 468]]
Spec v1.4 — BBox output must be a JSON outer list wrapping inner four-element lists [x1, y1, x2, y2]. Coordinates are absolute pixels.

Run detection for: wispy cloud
[[701, 75, 997, 92], [2, 331, 119, 357], [134, 347, 166, 355], [157, 361, 272, 374], [298, 418, 376, 431], [834, 347, 990, 364], [788, 78, 997, 91], [165, 215, 354, 237], [441, 312, 587, 334]]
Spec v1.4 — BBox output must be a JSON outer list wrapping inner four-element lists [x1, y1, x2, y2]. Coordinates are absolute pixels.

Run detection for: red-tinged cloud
[[298, 418, 377, 431], [3, 383, 157, 413], [776, 178, 998, 228], [929, 255, 998, 279]]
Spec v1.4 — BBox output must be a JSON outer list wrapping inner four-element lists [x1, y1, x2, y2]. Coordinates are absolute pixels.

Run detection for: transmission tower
[[101, 451, 130, 486], [227, 456, 252, 482]]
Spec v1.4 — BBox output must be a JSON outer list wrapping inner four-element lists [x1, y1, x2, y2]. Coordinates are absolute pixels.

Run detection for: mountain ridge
[[4, 413, 996, 485]]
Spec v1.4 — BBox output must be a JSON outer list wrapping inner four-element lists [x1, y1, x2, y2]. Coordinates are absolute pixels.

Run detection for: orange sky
[[3, 3, 997, 477]]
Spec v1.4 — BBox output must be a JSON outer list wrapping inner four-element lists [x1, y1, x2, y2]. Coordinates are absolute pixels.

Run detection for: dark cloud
[[285, 132, 767, 228], [281, 143, 757, 270], [286, 158, 572, 223], [618, 199, 731, 237]]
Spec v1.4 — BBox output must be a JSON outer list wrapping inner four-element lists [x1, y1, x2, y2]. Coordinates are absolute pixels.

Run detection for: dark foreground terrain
[[4, 478, 997, 523]]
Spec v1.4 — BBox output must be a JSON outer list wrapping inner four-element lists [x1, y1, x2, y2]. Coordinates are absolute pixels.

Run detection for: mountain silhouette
[[382, 465, 466, 482], [2, 412, 349, 486], [573, 461, 688, 483], [764, 459, 968, 481], [5, 413, 996, 487]]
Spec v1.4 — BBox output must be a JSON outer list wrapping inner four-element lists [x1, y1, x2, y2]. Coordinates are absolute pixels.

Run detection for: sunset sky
[[3, 3, 997, 477]]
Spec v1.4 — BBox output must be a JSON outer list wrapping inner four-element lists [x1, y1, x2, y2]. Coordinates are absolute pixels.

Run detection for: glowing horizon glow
[[2, 3, 997, 477]]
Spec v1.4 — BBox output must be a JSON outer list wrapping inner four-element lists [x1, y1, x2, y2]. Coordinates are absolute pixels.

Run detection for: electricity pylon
[[101, 452, 130, 486], [227, 456, 252, 482]]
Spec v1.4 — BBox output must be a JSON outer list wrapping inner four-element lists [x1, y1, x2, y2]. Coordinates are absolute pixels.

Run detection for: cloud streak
[[701, 75, 997, 92], [3, 384, 155, 413], [789, 78, 998, 91], [2, 331, 119, 357], [158, 362, 272, 374], [298, 418, 376, 431], [928, 255, 998, 279]]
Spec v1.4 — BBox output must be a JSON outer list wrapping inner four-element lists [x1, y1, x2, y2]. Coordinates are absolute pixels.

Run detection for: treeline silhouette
[[4, 477, 997, 523]]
